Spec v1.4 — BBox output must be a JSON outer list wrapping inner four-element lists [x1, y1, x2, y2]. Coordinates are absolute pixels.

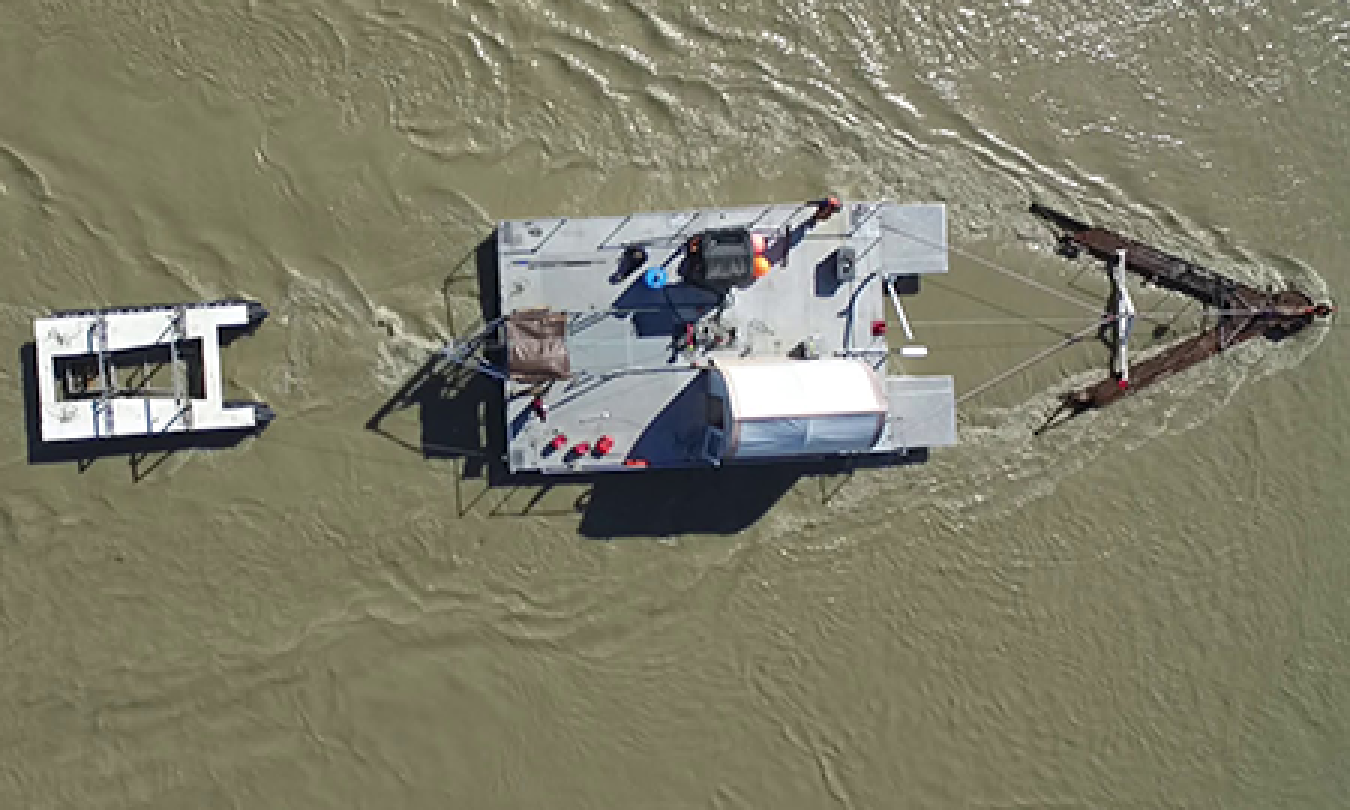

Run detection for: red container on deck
[[571, 441, 591, 457], [871, 319, 887, 337], [547, 434, 568, 452], [594, 435, 615, 457]]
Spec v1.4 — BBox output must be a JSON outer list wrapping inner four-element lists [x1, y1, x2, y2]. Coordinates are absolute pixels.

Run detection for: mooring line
[[882, 223, 1102, 313], [956, 316, 1116, 405]]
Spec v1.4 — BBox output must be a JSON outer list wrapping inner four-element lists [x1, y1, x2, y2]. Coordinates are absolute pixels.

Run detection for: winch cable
[[881, 222, 1102, 314], [956, 315, 1119, 405]]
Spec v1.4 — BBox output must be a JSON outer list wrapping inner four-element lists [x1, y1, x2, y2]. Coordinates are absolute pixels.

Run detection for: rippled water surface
[[1, 0, 1347, 806]]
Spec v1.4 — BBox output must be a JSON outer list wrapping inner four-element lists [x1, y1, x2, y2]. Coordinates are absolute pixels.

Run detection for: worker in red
[[813, 195, 842, 221]]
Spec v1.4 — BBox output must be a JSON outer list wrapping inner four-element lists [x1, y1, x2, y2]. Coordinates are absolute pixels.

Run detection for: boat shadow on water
[[364, 352, 926, 537], [19, 342, 268, 482], [364, 230, 929, 539]]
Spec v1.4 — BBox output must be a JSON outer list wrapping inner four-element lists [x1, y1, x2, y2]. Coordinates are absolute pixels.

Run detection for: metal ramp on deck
[[879, 375, 958, 451]]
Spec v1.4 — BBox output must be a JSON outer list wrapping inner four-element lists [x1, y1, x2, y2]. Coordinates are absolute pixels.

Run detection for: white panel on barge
[[465, 199, 958, 474], [34, 301, 272, 442]]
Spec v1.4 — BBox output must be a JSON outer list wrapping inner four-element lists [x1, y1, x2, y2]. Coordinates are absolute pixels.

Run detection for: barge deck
[[447, 199, 961, 474]]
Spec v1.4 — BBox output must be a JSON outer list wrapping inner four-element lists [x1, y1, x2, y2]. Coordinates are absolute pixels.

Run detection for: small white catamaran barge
[[34, 301, 272, 442], [447, 198, 958, 474]]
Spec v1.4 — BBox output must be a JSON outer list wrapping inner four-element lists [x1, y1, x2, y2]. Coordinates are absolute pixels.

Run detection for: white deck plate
[[879, 375, 958, 450], [497, 201, 953, 473]]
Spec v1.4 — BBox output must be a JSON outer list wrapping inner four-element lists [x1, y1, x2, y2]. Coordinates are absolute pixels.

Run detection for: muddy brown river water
[[1, 0, 1347, 806]]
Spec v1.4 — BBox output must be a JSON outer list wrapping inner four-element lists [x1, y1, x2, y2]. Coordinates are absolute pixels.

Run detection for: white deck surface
[[496, 201, 956, 472], [34, 302, 263, 442]]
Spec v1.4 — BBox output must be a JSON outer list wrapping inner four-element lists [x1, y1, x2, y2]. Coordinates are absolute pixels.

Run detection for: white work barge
[[476, 200, 959, 474], [34, 302, 268, 442]]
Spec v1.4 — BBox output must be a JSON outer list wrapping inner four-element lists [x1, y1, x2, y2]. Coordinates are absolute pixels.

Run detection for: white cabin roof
[[715, 358, 886, 420]]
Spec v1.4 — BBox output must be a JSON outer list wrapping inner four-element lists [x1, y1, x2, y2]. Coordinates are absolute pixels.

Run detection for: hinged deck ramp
[[879, 375, 957, 452]]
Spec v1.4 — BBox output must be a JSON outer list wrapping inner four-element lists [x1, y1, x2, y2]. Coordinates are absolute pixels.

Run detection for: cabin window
[[706, 395, 725, 429]]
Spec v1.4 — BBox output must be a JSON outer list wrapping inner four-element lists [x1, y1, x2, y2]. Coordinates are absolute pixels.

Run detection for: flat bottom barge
[[446, 198, 961, 474]]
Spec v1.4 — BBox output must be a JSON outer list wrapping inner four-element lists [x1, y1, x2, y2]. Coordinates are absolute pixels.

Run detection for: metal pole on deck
[[884, 275, 916, 342], [1113, 249, 1137, 387], [94, 312, 114, 436]]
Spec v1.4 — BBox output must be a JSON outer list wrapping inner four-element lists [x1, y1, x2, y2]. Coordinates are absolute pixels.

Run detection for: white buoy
[[899, 345, 929, 358]]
